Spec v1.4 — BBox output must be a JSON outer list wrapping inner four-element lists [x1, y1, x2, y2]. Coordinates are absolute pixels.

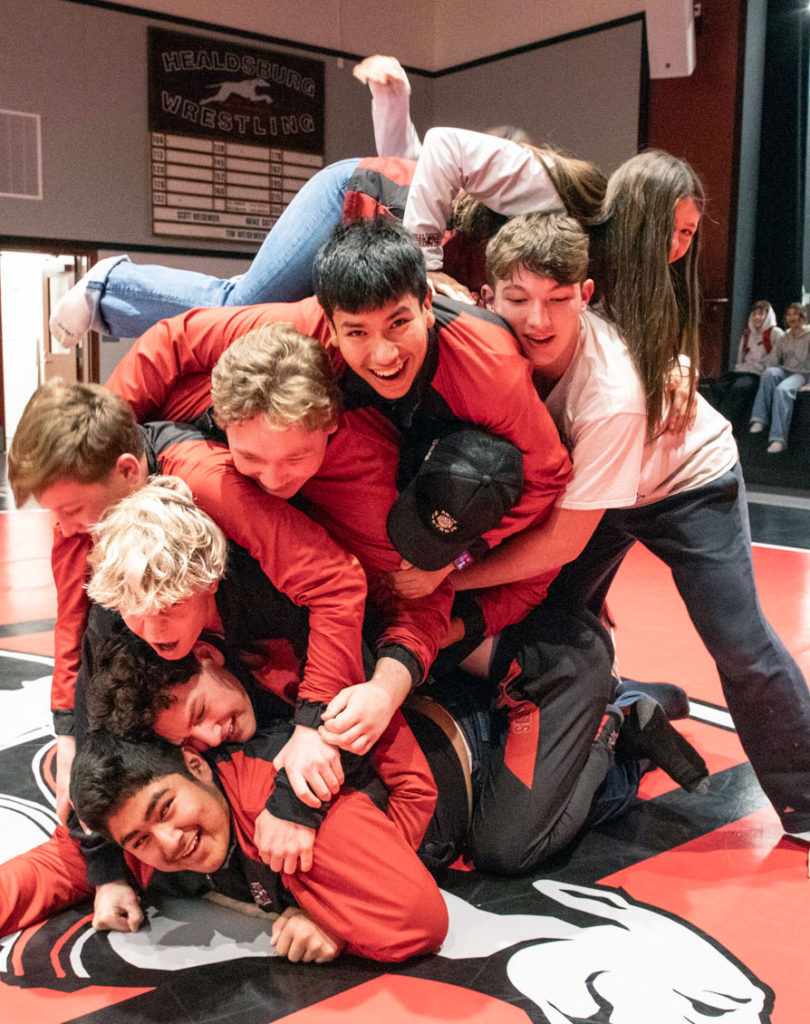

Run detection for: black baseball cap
[[387, 429, 524, 571]]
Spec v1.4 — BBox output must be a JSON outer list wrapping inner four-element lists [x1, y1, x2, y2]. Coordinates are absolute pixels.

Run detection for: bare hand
[[271, 906, 344, 963], [254, 808, 316, 874], [665, 364, 698, 433], [428, 270, 475, 305], [319, 682, 396, 755], [92, 880, 144, 933], [273, 726, 344, 808], [55, 734, 76, 823], [352, 54, 408, 87], [390, 558, 455, 599]]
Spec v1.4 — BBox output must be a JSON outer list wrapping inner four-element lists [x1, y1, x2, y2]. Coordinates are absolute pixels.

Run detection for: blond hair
[[211, 322, 341, 431], [87, 476, 227, 616], [8, 380, 143, 507], [486, 212, 589, 287]]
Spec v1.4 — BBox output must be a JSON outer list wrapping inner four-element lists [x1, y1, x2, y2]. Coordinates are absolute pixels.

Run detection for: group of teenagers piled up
[[707, 297, 810, 451], [2, 54, 810, 966]]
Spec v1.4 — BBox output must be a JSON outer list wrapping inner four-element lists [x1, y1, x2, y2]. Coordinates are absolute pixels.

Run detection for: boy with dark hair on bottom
[[0, 624, 449, 958], [68, 727, 447, 963]]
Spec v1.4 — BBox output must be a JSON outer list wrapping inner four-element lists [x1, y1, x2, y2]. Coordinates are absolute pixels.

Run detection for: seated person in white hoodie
[[707, 300, 782, 433], [749, 301, 810, 452]]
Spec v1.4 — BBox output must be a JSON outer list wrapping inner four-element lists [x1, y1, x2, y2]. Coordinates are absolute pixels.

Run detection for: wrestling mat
[[1, 509, 808, 1024]]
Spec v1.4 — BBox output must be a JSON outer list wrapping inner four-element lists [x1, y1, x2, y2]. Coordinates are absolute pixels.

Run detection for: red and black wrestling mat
[[0, 508, 807, 1023]]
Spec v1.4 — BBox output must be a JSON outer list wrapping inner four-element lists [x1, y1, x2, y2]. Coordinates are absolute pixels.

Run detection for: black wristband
[[292, 698, 328, 729]]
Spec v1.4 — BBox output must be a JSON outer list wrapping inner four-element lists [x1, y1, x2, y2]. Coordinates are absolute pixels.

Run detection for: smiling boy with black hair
[[68, 727, 447, 964]]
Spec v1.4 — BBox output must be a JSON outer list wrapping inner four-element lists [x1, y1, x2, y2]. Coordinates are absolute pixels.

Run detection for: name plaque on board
[[148, 27, 324, 244]]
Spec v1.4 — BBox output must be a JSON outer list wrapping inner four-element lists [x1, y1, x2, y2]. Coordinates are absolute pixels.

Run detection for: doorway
[[0, 246, 99, 452]]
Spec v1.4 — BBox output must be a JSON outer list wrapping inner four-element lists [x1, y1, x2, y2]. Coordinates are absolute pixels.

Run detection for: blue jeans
[[89, 158, 362, 338], [549, 462, 810, 832], [750, 365, 808, 446], [586, 758, 645, 828]]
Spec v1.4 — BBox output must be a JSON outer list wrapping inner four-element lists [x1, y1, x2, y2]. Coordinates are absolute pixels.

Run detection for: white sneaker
[[749, 421, 764, 434], [767, 440, 786, 454], [49, 278, 93, 349], [49, 255, 126, 349]]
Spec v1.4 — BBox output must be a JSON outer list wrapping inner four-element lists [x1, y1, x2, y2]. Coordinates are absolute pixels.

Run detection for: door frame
[[0, 241, 99, 450]]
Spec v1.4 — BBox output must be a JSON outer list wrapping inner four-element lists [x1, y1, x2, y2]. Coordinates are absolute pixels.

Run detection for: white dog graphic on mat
[[442, 880, 770, 1023]]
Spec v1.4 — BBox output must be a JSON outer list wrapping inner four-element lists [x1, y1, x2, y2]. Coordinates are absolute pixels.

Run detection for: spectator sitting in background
[[707, 300, 782, 434], [749, 302, 810, 453]]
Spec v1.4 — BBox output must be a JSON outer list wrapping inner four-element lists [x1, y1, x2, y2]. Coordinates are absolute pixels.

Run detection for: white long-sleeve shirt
[[368, 72, 422, 161], [403, 127, 564, 270]]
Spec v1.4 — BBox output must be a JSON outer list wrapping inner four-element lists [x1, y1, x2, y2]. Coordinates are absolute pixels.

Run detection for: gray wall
[[0, 0, 384, 256], [432, 20, 643, 174], [1, 0, 639, 261]]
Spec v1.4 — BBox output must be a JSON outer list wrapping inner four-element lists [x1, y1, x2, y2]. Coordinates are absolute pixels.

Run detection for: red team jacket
[[105, 296, 571, 680], [123, 713, 447, 962], [50, 424, 368, 733], [0, 714, 448, 961]]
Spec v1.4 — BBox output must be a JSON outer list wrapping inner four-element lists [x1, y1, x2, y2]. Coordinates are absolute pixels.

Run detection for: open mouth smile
[[370, 363, 405, 381], [181, 829, 201, 861]]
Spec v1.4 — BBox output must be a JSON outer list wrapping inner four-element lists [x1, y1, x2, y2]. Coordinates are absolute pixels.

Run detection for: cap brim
[[387, 481, 471, 572]]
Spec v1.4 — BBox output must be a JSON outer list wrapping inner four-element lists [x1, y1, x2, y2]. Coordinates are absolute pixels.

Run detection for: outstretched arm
[[453, 506, 604, 591], [50, 529, 94, 821], [353, 54, 422, 160], [106, 297, 329, 423]]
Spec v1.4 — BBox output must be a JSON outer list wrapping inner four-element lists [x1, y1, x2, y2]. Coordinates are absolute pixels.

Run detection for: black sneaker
[[614, 678, 690, 720], [615, 694, 709, 793]]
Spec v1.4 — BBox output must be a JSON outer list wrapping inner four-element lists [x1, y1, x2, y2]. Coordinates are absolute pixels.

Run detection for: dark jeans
[[707, 372, 760, 432], [549, 463, 810, 832]]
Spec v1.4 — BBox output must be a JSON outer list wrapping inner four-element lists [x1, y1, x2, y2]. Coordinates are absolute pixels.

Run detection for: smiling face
[[121, 587, 218, 660], [107, 752, 230, 875], [750, 307, 768, 330], [669, 197, 701, 264], [329, 293, 435, 400], [153, 649, 256, 750], [489, 268, 593, 382], [226, 418, 334, 499]]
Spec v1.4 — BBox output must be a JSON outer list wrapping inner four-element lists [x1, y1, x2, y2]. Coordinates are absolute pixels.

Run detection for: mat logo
[[0, 881, 773, 1023], [442, 881, 771, 1023]]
